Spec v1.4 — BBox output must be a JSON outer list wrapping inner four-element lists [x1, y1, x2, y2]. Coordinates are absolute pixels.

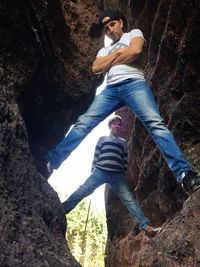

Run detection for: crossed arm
[[92, 37, 145, 74]]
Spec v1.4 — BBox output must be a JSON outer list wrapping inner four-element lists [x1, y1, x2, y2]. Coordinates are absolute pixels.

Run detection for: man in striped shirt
[[92, 120, 128, 173], [62, 115, 162, 237]]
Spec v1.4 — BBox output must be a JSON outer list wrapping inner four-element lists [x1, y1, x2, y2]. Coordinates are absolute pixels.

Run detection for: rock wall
[[104, 0, 200, 266], [0, 0, 102, 266]]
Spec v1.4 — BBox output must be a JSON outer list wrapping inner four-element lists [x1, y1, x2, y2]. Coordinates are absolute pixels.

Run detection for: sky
[[48, 36, 112, 211]]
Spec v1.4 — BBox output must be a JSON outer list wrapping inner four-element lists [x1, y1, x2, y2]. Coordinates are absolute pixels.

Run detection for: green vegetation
[[66, 199, 107, 267]]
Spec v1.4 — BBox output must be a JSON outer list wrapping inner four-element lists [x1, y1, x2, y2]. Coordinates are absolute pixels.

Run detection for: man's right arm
[[91, 137, 102, 170], [92, 49, 123, 74]]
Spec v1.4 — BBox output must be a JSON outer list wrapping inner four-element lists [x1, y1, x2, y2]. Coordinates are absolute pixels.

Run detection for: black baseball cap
[[99, 9, 122, 27]]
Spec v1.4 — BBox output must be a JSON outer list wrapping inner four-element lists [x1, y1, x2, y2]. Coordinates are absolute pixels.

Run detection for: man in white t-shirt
[[38, 9, 200, 195]]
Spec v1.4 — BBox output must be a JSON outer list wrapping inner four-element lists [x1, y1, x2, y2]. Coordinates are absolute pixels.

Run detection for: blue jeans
[[48, 79, 192, 182], [62, 168, 150, 230]]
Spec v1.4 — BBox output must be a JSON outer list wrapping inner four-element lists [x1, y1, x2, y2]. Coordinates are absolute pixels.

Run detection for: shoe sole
[[183, 184, 200, 196], [146, 227, 162, 238], [193, 184, 200, 191]]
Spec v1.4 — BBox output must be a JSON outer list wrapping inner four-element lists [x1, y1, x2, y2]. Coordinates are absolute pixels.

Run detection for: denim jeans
[[62, 168, 150, 230], [48, 79, 192, 182]]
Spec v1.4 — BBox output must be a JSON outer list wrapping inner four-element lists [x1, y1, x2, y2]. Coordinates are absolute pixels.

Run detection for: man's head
[[108, 115, 123, 136], [99, 9, 124, 43]]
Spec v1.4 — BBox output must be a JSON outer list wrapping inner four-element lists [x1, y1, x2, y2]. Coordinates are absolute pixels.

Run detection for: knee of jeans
[[119, 192, 135, 202], [121, 197, 137, 207], [151, 125, 172, 139], [147, 119, 168, 133], [74, 115, 98, 133]]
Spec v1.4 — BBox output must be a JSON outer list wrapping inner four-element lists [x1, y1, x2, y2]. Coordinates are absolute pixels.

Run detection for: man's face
[[102, 16, 124, 43], [110, 120, 122, 136]]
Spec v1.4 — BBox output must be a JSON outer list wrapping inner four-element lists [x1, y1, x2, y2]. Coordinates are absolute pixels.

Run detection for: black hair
[[99, 9, 122, 25]]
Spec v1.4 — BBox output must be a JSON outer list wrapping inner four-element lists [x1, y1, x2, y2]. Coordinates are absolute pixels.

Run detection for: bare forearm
[[92, 51, 121, 74], [111, 47, 142, 66], [111, 37, 145, 67], [92, 37, 144, 73]]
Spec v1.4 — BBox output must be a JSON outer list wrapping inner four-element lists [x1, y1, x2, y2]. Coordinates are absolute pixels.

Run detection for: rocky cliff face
[[1, 0, 200, 266], [104, 0, 200, 266], [0, 0, 102, 266]]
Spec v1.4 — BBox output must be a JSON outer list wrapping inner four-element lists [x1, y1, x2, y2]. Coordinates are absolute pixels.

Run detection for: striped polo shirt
[[92, 134, 128, 172]]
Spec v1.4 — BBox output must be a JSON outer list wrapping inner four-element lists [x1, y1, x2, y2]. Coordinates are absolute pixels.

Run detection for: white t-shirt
[[97, 29, 145, 85]]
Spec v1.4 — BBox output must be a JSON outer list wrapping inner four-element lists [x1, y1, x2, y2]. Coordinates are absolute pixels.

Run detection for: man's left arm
[[91, 138, 102, 171], [123, 142, 128, 172], [111, 37, 145, 66]]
